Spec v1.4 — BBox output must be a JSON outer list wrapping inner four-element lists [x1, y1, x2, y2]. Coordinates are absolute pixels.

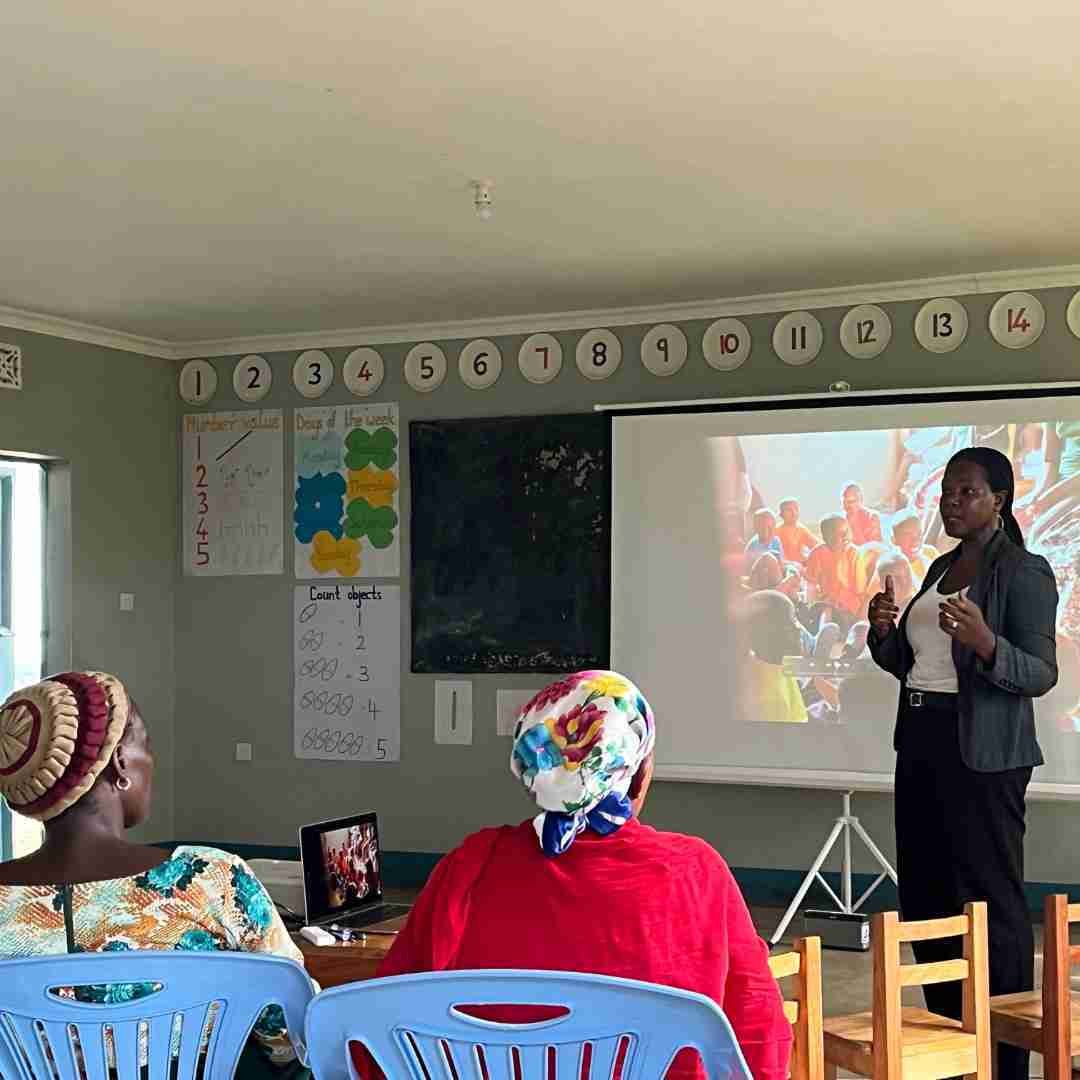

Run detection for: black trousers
[[894, 697, 1033, 1080]]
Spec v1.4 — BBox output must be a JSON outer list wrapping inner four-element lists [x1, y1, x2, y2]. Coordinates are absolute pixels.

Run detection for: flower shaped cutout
[[344, 426, 398, 472]]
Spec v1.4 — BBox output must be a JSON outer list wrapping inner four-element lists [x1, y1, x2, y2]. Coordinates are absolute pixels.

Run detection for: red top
[[805, 543, 864, 615], [846, 506, 882, 546], [363, 819, 791, 1080]]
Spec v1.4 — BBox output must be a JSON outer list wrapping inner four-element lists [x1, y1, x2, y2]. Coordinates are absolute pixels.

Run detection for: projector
[[803, 910, 870, 952]]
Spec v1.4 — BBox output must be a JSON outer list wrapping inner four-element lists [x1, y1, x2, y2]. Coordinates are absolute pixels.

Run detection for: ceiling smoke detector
[[472, 180, 494, 221]]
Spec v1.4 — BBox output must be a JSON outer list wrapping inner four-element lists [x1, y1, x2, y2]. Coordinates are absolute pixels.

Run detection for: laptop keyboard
[[333, 903, 410, 928]]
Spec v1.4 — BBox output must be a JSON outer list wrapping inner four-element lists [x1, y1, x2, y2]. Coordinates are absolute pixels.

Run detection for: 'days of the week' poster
[[293, 403, 400, 579]]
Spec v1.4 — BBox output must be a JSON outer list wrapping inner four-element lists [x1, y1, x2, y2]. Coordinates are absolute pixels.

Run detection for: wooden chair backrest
[[871, 901, 991, 1080], [1041, 894, 1080, 1080], [768, 937, 824, 1080]]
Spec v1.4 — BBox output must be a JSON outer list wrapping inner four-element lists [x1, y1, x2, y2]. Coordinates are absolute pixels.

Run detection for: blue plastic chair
[[305, 969, 754, 1079], [0, 951, 313, 1080]]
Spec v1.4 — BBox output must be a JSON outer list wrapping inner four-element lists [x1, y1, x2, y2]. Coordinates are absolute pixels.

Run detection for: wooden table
[[293, 915, 407, 988]]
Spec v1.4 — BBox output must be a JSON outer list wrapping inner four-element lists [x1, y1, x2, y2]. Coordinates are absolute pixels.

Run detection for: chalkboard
[[410, 414, 611, 673]]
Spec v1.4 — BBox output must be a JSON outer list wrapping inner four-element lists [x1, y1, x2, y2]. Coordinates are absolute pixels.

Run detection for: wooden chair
[[822, 901, 991, 1080], [769, 936, 825, 1080], [990, 894, 1080, 1080]]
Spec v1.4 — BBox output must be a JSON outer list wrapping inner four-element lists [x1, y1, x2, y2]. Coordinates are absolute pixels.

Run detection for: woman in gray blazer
[[868, 446, 1058, 1080]]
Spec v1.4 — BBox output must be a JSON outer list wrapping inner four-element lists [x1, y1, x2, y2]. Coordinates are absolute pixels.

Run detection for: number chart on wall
[[293, 584, 401, 762], [294, 403, 400, 579], [182, 411, 284, 576]]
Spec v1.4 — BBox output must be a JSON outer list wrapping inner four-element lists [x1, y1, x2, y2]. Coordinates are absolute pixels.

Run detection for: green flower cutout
[[345, 498, 398, 549], [345, 427, 398, 471]]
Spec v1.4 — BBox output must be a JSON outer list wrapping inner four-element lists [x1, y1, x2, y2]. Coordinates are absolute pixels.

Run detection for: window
[[0, 459, 46, 861]]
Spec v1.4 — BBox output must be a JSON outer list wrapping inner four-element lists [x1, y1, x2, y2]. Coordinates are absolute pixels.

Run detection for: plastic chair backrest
[[0, 951, 313, 1080], [305, 969, 754, 1080]]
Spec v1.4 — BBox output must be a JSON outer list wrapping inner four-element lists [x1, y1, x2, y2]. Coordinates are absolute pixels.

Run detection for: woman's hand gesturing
[[868, 576, 900, 638]]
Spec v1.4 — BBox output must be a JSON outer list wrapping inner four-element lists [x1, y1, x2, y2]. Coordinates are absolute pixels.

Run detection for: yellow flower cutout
[[309, 531, 362, 577], [583, 674, 630, 699], [347, 467, 398, 509]]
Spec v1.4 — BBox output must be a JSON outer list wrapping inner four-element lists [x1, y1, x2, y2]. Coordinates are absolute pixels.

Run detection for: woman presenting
[[867, 446, 1058, 1080]]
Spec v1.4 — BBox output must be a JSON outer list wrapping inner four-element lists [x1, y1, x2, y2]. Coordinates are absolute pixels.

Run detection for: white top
[[905, 584, 966, 693]]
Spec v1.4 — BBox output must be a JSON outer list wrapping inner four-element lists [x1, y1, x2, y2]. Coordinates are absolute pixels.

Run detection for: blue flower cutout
[[294, 472, 346, 543]]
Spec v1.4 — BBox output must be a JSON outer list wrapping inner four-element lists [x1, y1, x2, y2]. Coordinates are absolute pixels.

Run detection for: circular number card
[[773, 311, 823, 366], [293, 350, 334, 398], [640, 324, 688, 377], [233, 354, 271, 403], [459, 339, 502, 390], [839, 304, 891, 360], [404, 342, 447, 392], [343, 347, 385, 396], [988, 291, 1045, 349], [702, 318, 751, 371], [518, 333, 563, 384], [914, 298, 968, 354], [179, 359, 217, 404], [575, 328, 622, 380], [1067, 290, 1080, 340]]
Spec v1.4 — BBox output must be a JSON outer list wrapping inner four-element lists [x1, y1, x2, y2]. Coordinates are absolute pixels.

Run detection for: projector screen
[[611, 393, 1080, 798]]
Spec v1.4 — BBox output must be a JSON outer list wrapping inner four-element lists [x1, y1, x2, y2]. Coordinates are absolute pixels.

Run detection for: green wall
[[0, 326, 178, 841], [173, 285, 1080, 885]]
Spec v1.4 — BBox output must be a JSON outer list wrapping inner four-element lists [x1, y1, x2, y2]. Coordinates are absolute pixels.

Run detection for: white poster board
[[293, 584, 401, 762], [293, 404, 400, 579], [182, 411, 284, 576]]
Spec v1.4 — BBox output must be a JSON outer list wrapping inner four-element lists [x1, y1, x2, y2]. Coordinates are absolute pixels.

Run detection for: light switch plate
[[235, 742, 252, 762], [497, 689, 539, 737], [119, 593, 135, 612], [434, 681, 473, 745]]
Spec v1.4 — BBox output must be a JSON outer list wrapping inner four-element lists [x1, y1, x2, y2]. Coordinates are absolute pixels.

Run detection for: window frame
[[0, 456, 52, 862]]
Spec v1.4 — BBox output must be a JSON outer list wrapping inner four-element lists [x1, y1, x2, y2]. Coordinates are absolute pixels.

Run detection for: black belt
[[904, 689, 958, 710]]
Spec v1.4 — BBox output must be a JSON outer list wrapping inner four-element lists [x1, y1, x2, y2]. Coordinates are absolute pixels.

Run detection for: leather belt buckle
[[909, 691, 924, 708]]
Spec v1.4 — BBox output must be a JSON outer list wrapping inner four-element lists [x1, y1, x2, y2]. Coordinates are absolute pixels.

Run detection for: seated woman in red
[[373, 671, 791, 1079]]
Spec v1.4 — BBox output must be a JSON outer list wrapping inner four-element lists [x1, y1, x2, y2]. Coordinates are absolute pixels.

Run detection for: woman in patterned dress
[[0, 671, 310, 1074]]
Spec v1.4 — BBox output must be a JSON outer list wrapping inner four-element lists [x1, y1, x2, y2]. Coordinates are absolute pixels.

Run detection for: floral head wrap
[[510, 670, 655, 857], [0, 672, 130, 821]]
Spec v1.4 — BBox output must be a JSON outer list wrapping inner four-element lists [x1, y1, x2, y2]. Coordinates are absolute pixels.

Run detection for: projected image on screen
[[731, 421, 1078, 726], [612, 406, 1080, 789]]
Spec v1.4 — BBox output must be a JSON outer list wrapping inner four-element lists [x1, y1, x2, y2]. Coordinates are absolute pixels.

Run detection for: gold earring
[[996, 513, 1005, 531]]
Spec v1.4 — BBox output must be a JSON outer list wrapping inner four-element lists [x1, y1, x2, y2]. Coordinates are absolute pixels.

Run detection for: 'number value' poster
[[293, 404, 400, 579], [293, 584, 401, 762], [182, 411, 284, 576]]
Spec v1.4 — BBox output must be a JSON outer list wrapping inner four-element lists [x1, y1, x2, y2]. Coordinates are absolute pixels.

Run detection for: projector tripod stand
[[770, 791, 897, 945]]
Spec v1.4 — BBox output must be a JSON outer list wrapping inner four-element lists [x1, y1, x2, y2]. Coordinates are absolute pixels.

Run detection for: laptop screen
[[300, 812, 384, 923]]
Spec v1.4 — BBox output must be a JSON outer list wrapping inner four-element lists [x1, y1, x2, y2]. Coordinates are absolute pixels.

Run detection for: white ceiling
[[4, 0, 1080, 344]]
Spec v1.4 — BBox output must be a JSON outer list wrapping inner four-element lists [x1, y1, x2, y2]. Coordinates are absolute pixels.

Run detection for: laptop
[[299, 811, 411, 930]]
